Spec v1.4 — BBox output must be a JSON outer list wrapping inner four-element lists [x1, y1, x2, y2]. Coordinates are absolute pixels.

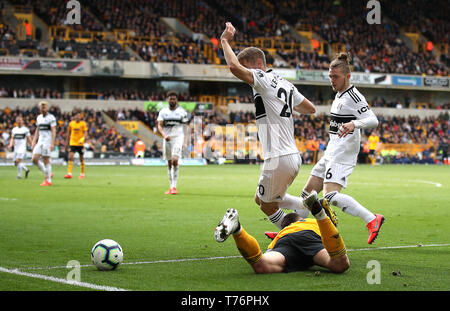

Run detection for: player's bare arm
[[294, 98, 316, 114], [220, 22, 254, 85], [50, 125, 56, 151], [26, 133, 32, 147], [183, 123, 189, 150], [157, 120, 170, 141], [31, 127, 39, 149], [66, 124, 72, 147], [7, 135, 14, 150]]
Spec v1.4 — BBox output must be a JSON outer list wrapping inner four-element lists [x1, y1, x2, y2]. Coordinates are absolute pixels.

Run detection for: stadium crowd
[[0, 106, 136, 158], [1, 0, 447, 75], [1, 103, 448, 165]]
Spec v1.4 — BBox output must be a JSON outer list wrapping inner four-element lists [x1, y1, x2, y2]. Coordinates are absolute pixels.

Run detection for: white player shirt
[[324, 85, 378, 165], [157, 106, 188, 138], [36, 113, 57, 145], [12, 126, 30, 154], [250, 68, 305, 160]]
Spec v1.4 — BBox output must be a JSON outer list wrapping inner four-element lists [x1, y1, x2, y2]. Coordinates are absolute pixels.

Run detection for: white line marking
[[415, 180, 443, 188], [351, 180, 444, 188], [19, 243, 450, 271], [0, 197, 18, 201], [0, 266, 129, 291]]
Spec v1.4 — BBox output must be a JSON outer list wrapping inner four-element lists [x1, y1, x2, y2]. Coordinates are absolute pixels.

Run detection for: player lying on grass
[[215, 191, 349, 274]]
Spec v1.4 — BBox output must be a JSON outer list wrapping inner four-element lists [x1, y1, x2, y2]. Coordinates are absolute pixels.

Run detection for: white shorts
[[163, 136, 183, 160], [256, 153, 302, 203], [14, 152, 26, 161], [310, 157, 355, 188], [32, 142, 51, 157]]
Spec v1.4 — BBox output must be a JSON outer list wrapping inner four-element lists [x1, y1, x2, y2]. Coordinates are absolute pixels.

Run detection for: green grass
[[0, 164, 449, 291]]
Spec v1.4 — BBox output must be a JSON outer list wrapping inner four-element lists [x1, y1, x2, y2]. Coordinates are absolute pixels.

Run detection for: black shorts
[[271, 230, 324, 273], [70, 145, 84, 154], [369, 150, 376, 155]]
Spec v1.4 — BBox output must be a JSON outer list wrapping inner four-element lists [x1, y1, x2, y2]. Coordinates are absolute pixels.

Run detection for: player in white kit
[[8, 116, 31, 179], [157, 91, 189, 195], [218, 22, 317, 230], [31, 101, 57, 186], [302, 53, 385, 244]]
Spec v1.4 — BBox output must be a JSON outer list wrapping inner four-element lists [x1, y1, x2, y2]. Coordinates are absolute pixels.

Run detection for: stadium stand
[[0, 0, 447, 74], [0, 1, 448, 166], [0, 106, 139, 158]]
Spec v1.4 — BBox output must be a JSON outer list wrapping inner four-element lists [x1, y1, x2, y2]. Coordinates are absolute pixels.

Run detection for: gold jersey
[[368, 135, 380, 150], [69, 120, 87, 146], [267, 218, 322, 249]]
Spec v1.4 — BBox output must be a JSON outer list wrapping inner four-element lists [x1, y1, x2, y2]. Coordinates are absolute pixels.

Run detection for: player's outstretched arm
[[294, 98, 316, 114], [220, 22, 254, 85]]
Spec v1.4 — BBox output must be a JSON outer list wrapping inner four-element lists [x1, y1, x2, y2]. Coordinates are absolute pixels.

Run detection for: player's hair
[[167, 91, 178, 98], [280, 213, 302, 229], [237, 47, 267, 68], [38, 100, 49, 108], [330, 52, 351, 74]]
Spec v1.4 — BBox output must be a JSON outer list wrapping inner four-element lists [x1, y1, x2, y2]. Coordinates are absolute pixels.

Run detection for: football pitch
[[0, 164, 449, 292]]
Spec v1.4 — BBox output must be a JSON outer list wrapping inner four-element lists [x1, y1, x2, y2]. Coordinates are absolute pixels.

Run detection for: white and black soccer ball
[[91, 239, 123, 271]]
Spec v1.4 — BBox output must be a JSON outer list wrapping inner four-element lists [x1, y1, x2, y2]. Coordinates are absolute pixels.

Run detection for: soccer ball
[[91, 239, 123, 270]]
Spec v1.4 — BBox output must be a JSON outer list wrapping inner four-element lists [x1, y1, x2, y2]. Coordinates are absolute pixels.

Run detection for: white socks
[[17, 163, 22, 177], [279, 193, 310, 218], [324, 191, 375, 224], [46, 163, 52, 182], [168, 166, 179, 188], [167, 167, 173, 187], [268, 209, 287, 230], [37, 160, 46, 174], [172, 166, 179, 188]]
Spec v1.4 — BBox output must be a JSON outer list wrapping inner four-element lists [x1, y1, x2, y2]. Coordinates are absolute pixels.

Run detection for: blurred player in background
[[302, 53, 385, 244], [64, 112, 88, 179], [31, 101, 56, 186], [220, 22, 316, 229], [157, 91, 189, 195], [8, 115, 31, 179], [368, 131, 380, 166]]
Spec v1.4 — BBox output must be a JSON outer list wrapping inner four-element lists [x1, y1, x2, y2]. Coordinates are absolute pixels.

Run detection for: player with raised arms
[[31, 101, 56, 186], [302, 53, 385, 244], [218, 22, 320, 230], [8, 115, 31, 179]]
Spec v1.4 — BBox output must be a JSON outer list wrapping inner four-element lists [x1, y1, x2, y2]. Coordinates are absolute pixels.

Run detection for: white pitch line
[[347, 243, 450, 252], [0, 266, 129, 291], [19, 243, 450, 271], [414, 180, 443, 188]]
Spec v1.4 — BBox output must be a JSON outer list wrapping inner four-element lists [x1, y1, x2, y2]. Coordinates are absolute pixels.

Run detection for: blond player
[[31, 101, 56, 186], [302, 53, 384, 244], [220, 22, 316, 229]]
